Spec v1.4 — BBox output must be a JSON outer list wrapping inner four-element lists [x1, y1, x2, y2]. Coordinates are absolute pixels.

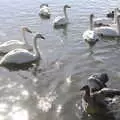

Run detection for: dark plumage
[[106, 11, 114, 18], [88, 73, 109, 92], [80, 85, 120, 119]]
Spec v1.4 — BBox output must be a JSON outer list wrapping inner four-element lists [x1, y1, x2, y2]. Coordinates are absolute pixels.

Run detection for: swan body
[[83, 14, 100, 46], [39, 4, 50, 18], [0, 33, 45, 65], [53, 5, 71, 27], [94, 14, 120, 37], [0, 27, 32, 54], [94, 26, 118, 37]]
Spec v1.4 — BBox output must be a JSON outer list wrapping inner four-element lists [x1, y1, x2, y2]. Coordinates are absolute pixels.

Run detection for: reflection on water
[[0, 0, 120, 120], [9, 106, 28, 120]]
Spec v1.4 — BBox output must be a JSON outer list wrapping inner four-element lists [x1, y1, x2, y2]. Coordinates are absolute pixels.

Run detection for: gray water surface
[[0, 0, 120, 120]]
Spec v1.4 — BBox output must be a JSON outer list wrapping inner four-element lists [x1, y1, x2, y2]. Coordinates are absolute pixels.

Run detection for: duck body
[[80, 85, 120, 117], [88, 73, 109, 92], [39, 4, 50, 18]]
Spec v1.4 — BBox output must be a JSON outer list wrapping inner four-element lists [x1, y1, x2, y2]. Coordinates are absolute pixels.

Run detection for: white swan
[[53, 5, 71, 27], [83, 14, 100, 47], [94, 14, 120, 37], [39, 4, 50, 18], [0, 27, 33, 54], [0, 33, 45, 66], [94, 8, 119, 27]]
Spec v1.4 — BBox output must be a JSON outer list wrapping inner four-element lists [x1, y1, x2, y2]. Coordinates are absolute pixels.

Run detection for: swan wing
[[0, 49, 35, 64], [0, 40, 32, 53], [93, 88, 120, 102], [53, 16, 67, 25]]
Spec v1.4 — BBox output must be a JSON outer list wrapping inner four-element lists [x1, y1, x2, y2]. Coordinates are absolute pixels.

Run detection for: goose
[[88, 73, 109, 92], [39, 4, 50, 18], [94, 14, 120, 37], [0, 33, 45, 66], [82, 14, 100, 47], [53, 5, 71, 27], [80, 85, 120, 118], [0, 27, 33, 55]]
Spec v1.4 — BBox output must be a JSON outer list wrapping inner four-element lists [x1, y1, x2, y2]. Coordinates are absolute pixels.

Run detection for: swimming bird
[[39, 4, 50, 18], [94, 14, 120, 37], [88, 73, 109, 92], [0, 33, 45, 66], [53, 5, 71, 27], [93, 8, 119, 27], [0, 27, 33, 55], [82, 14, 100, 47], [80, 85, 120, 118]]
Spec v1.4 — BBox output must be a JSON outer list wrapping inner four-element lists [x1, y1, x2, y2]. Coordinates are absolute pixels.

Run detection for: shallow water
[[0, 0, 120, 120]]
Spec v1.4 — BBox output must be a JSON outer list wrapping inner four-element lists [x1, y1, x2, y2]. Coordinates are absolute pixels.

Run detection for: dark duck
[[80, 85, 120, 119]]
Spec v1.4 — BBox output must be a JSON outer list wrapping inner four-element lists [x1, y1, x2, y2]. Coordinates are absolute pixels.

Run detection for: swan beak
[[26, 28, 32, 33], [41, 35, 45, 39], [68, 6, 71, 8]]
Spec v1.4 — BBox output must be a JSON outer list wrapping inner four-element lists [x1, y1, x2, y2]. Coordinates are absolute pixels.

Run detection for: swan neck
[[64, 7, 68, 19], [114, 8, 118, 23], [22, 30, 28, 44], [90, 15, 93, 30], [116, 16, 120, 34], [33, 36, 40, 59]]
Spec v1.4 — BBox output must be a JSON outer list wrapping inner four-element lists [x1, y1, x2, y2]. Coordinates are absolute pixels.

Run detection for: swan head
[[22, 26, 32, 33], [64, 5, 71, 9], [90, 14, 94, 19], [34, 33, 45, 40], [40, 4, 48, 8]]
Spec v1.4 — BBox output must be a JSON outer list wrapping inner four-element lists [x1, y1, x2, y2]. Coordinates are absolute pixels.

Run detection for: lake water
[[0, 0, 120, 120]]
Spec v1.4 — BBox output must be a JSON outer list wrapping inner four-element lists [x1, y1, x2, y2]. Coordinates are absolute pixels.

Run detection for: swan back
[[94, 15, 120, 37], [39, 4, 50, 18]]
